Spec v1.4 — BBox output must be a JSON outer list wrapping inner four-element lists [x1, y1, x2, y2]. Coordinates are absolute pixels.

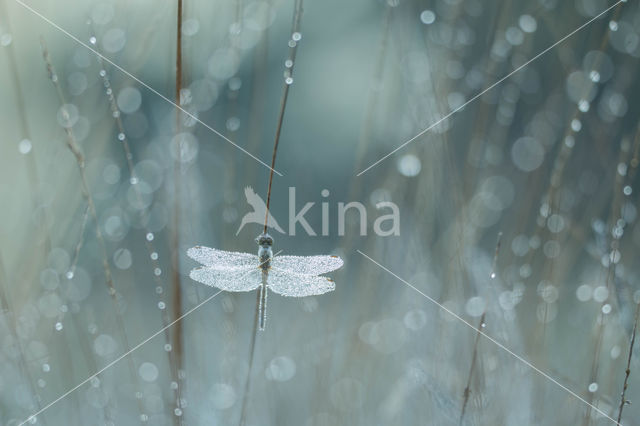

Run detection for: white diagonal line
[[11, 0, 283, 177], [356, 249, 620, 425], [356, 0, 623, 176], [17, 250, 283, 425]]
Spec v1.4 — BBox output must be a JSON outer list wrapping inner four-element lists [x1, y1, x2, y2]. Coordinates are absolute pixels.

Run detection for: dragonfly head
[[256, 233, 273, 247]]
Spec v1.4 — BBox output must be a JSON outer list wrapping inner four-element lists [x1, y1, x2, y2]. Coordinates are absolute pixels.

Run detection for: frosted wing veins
[[186, 246, 256, 270], [189, 267, 262, 292], [270, 255, 344, 276], [267, 269, 336, 297]]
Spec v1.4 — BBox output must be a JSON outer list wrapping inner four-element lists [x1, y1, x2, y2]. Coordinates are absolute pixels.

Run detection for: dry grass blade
[[617, 303, 640, 424], [460, 313, 486, 426]]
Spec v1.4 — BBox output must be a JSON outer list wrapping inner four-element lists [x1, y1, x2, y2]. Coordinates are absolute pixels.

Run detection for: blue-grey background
[[1, 0, 639, 425]]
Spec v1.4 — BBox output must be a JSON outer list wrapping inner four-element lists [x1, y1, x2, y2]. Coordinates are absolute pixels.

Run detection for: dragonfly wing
[[189, 266, 262, 292], [187, 246, 256, 270], [267, 268, 336, 297], [270, 255, 343, 276]]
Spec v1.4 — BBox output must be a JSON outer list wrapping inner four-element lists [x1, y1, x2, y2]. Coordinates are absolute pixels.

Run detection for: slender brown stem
[[617, 303, 640, 424], [263, 0, 303, 233], [172, 1, 186, 423], [460, 313, 486, 426]]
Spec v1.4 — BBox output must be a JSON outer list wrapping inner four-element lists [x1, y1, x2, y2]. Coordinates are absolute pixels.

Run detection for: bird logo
[[236, 186, 285, 235]]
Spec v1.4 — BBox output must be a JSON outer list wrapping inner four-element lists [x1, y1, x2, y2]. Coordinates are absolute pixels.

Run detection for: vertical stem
[[460, 313, 486, 426], [172, 1, 185, 423], [263, 0, 304, 233], [617, 303, 640, 424]]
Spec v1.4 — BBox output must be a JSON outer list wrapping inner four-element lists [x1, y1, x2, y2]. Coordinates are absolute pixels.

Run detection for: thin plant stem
[[240, 3, 304, 425], [262, 0, 303, 233], [68, 203, 90, 279], [172, 1, 186, 423], [617, 303, 640, 424], [460, 313, 486, 426]]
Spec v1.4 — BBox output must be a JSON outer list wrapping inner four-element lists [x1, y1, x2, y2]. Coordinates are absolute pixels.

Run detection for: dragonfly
[[187, 233, 344, 330]]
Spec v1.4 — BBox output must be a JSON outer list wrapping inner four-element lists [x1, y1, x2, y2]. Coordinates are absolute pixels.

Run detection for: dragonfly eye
[[255, 233, 274, 246]]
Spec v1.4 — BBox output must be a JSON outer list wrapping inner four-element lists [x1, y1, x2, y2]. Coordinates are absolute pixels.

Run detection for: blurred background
[[1, 0, 640, 424]]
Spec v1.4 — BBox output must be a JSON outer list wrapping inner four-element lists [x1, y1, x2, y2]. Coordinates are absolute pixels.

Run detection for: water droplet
[[576, 284, 592, 302], [593, 286, 609, 303], [571, 119, 582, 132], [511, 137, 544, 172], [182, 18, 200, 36], [57, 104, 79, 128], [226, 117, 240, 132], [158, 301, 165, 310], [113, 248, 133, 270], [285, 76, 294, 85], [397, 154, 421, 177], [1, 33, 13, 47], [265, 356, 296, 382], [94, 334, 117, 357], [465, 297, 486, 317], [588, 382, 598, 392], [90, 376, 100, 387], [208, 48, 240, 80], [403, 309, 427, 330], [146, 232, 154, 241], [210, 383, 236, 409], [117, 87, 142, 114], [518, 14, 537, 33], [55, 322, 63, 331], [420, 10, 436, 24], [139, 362, 159, 382], [102, 28, 126, 53], [18, 139, 32, 154], [40, 269, 60, 290]]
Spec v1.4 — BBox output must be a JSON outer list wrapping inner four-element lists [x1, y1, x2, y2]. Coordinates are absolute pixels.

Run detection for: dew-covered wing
[[270, 255, 343, 276], [187, 246, 256, 270], [267, 268, 336, 297], [189, 266, 262, 292]]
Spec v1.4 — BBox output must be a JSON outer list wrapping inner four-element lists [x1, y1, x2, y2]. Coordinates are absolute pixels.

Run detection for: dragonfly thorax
[[256, 233, 273, 269]]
